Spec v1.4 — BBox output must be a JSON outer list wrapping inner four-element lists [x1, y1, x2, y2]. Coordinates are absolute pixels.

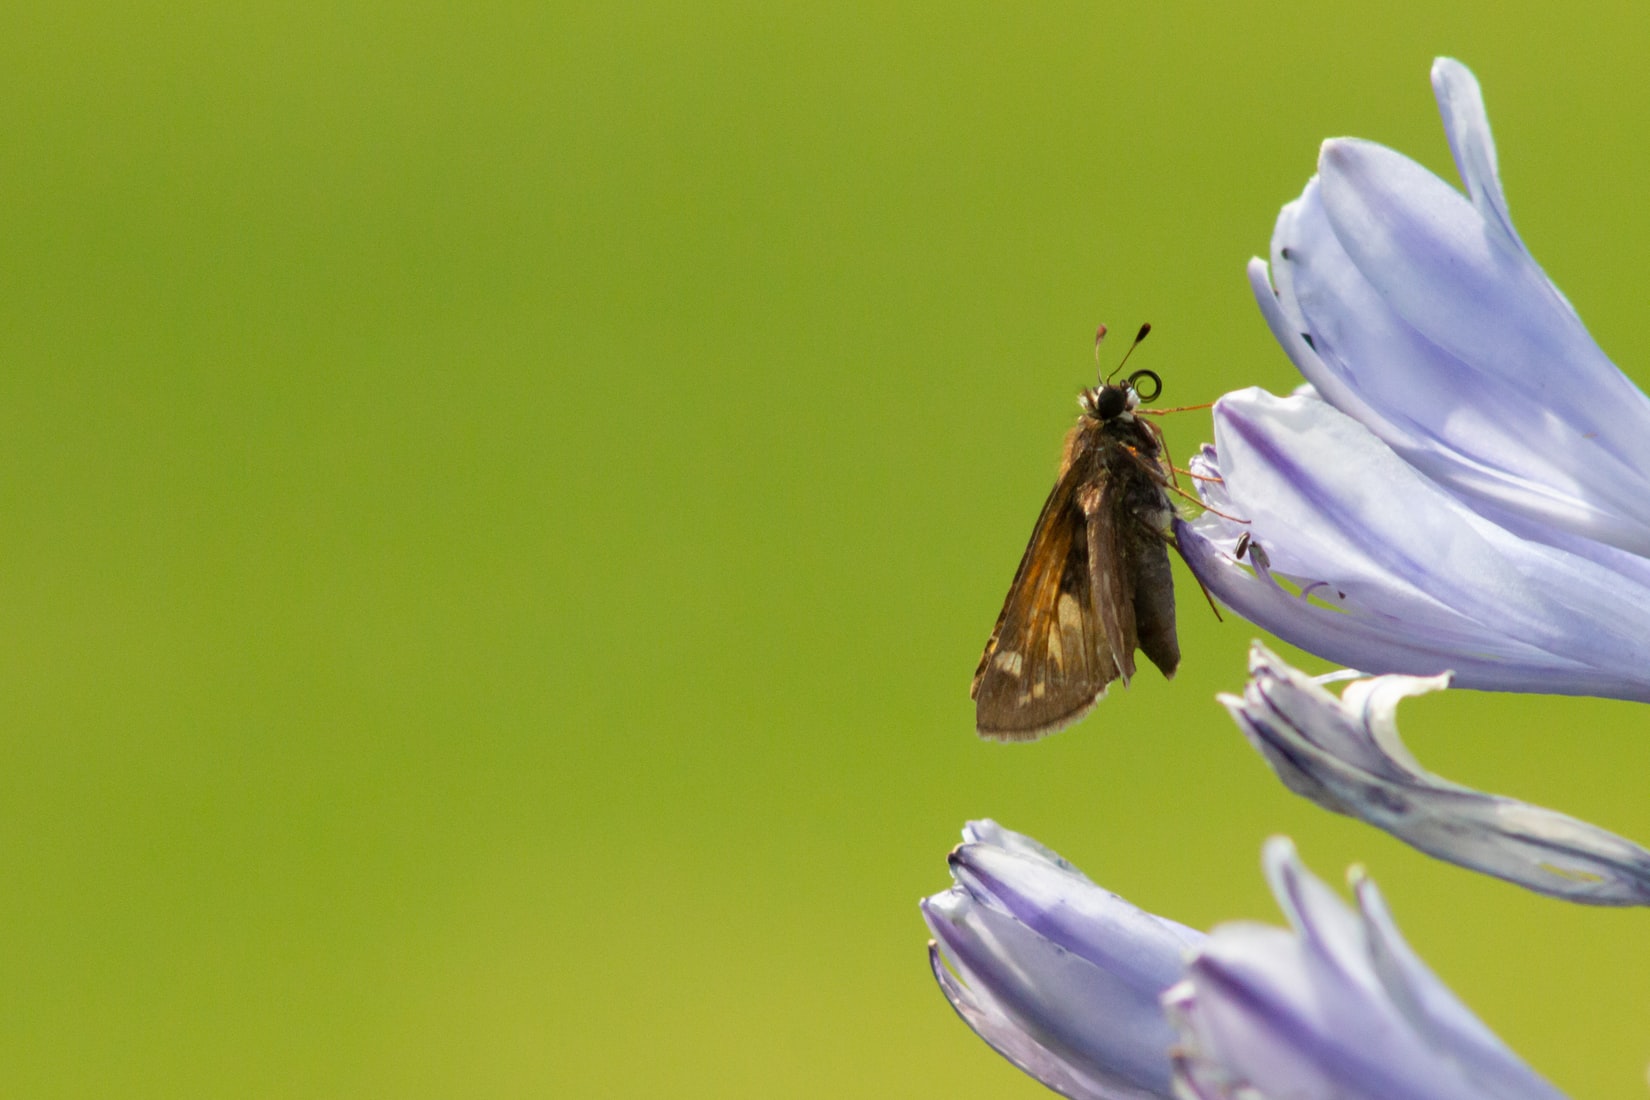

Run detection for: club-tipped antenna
[[1104, 322, 1152, 383]]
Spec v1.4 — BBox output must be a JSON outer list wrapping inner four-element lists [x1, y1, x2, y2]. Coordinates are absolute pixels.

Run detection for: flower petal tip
[[1430, 57, 1478, 98]]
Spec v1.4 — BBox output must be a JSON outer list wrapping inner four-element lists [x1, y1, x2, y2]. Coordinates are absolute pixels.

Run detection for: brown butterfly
[[971, 324, 1185, 741]]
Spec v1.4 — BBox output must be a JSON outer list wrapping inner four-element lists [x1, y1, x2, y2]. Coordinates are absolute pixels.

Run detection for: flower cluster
[[925, 823, 1568, 1100], [1177, 59, 1650, 700], [925, 58, 1650, 1099]]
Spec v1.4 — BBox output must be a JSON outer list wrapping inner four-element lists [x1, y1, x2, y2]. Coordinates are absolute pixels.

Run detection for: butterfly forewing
[[973, 450, 1126, 741]]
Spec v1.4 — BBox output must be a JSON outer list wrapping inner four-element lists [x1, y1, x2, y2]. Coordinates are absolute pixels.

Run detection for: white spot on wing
[[1057, 593, 1082, 632]]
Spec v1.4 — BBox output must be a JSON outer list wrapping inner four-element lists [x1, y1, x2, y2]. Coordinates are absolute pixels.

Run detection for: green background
[[4, 2, 1647, 1096]]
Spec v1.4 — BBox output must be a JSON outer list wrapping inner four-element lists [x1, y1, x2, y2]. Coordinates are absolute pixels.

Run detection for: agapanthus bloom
[[1166, 836, 1566, 1100], [1219, 642, 1650, 905], [923, 823, 1566, 1100], [1178, 58, 1650, 700], [921, 820, 1201, 1100]]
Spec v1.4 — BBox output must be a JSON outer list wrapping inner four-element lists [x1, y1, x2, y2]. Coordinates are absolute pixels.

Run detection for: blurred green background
[[3, 1, 1648, 1096]]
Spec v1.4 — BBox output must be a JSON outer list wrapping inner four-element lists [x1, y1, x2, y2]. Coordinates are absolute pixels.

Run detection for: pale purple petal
[[949, 831, 1202, 981], [1257, 157, 1650, 556], [1431, 57, 1517, 249], [1220, 643, 1650, 904], [1165, 839, 1568, 1100], [1179, 389, 1650, 700], [1316, 136, 1650, 553], [1352, 874, 1561, 1098], [922, 821, 1196, 1100], [928, 942, 1135, 1100]]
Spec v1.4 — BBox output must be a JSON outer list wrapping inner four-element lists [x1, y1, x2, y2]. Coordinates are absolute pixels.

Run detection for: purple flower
[[1166, 837, 1567, 1100], [1221, 642, 1650, 905], [1179, 58, 1650, 699], [921, 820, 1202, 1100], [923, 824, 1569, 1099]]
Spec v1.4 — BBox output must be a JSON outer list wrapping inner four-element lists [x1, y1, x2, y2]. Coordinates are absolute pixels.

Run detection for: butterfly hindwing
[[1129, 528, 1180, 678], [1082, 476, 1137, 688], [1122, 418, 1181, 678]]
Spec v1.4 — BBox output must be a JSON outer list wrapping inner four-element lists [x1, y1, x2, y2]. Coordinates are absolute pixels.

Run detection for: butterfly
[[971, 324, 1185, 740]]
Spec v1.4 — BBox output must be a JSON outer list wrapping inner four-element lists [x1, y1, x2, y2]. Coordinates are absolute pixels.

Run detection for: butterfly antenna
[[1104, 322, 1152, 383]]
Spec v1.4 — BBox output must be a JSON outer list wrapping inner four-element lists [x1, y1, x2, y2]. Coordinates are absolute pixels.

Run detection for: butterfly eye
[[1127, 369, 1162, 403]]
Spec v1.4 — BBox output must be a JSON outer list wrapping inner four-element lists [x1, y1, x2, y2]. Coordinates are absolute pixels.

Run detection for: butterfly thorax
[[1060, 385, 1164, 492]]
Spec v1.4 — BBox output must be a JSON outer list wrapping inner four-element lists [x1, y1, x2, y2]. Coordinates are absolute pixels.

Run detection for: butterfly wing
[[1129, 525, 1180, 678], [973, 461, 1123, 741], [1120, 421, 1181, 678]]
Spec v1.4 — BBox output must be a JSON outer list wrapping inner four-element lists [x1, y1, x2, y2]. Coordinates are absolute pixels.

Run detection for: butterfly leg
[[1118, 438, 1249, 524]]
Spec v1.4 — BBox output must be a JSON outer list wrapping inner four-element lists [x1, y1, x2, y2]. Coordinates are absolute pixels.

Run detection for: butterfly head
[[1083, 322, 1158, 421], [1081, 368, 1161, 421]]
